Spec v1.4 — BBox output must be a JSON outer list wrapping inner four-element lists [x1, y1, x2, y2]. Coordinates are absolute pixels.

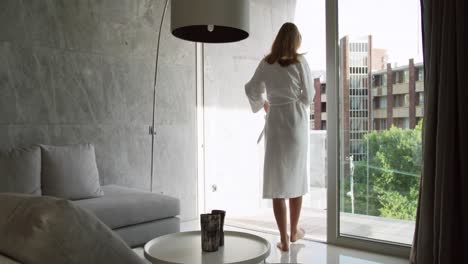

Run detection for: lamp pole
[[150, 0, 170, 193]]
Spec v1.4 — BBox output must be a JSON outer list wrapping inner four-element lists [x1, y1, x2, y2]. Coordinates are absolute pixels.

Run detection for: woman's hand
[[263, 101, 270, 113]]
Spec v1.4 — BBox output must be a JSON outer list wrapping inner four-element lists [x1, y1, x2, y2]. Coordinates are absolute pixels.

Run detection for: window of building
[[393, 95, 402, 107], [321, 120, 327, 130], [380, 97, 387, 109], [363, 77, 368, 88], [374, 118, 387, 130], [372, 75, 380, 87], [417, 92, 424, 106], [394, 71, 406, 83], [351, 120, 363, 131], [350, 97, 364, 110], [373, 96, 387, 109], [403, 70, 409, 83], [350, 88, 368, 96], [417, 67, 424, 81], [402, 118, 409, 129], [350, 67, 368, 74], [394, 118, 410, 129], [393, 94, 409, 107], [320, 84, 326, 94]]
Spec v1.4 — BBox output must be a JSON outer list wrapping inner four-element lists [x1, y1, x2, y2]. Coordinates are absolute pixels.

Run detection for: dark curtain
[[411, 0, 468, 263]]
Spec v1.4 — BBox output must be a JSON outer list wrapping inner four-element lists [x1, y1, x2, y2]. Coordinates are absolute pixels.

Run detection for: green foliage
[[378, 187, 419, 220], [342, 120, 422, 221]]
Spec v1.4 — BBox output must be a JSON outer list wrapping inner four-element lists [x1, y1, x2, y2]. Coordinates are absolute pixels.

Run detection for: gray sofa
[[0, 144, 180, 249]]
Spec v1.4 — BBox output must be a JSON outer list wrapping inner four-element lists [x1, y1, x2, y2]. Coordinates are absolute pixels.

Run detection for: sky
[[293, 0, 423, 71]]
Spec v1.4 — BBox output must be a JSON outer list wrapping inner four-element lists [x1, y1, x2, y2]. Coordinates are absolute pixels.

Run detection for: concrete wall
[[0, 0, 197, 220]]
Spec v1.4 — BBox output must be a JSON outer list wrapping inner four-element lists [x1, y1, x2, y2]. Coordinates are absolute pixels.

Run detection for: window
[[321, 120, 327, 130], [394, 94, 409, 107], [372, 75, 380, 87], [321, 102, 327, 112], [350, 67, 368, 74], [337, 0, 423, 249], [403, 70, 409, 83], [417, 67, 424, 81], [351, 119, 368, 131], [417, 92, 424, 106], [394, 71, 407, 83], [374, 119, 387, 130], [350, 97, 364, 110], [373, 96, 387, 109], [394, 118, 410, 129], [321, 84, 326, 94], [373, 74, 386, 87], [380, 97, 387, 109]]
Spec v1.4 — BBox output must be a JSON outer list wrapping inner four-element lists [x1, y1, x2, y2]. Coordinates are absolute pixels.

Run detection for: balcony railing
[[416, 105, 424, 117], [392, 83, 410, 94], [373, 109, 387, 118], [415, 81, 424, 92], [393, 107, 409, 118]]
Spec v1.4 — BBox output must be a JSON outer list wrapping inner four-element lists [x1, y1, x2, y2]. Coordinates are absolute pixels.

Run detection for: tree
[[343, 121, 422, 221]]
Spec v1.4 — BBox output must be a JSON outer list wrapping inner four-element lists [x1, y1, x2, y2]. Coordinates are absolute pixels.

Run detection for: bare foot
[[290, 227, 305, 243], [276, 241, 289, 252], [276, 234, 290, 252]]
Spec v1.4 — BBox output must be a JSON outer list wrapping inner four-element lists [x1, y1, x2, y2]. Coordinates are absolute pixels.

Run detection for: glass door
[[327, 0, 423, 257]]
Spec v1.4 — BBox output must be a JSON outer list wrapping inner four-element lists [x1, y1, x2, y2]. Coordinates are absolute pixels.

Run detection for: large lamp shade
[[171, 0, 250, 43]]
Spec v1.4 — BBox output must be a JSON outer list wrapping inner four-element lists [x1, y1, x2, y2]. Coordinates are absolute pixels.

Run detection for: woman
[[245, 22, 314, 252]]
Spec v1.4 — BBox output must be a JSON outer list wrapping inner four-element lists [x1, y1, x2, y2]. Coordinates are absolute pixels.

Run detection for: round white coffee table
[[144, 230, 271, 264]]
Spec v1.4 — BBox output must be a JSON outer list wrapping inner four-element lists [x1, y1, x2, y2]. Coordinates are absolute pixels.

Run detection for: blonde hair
[[265, 22, 302, 67]]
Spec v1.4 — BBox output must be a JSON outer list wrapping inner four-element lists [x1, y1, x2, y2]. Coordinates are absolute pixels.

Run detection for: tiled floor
[[226, 187, 414, 245]]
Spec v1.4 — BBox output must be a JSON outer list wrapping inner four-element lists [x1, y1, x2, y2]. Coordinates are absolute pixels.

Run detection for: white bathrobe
[[245, 56, 314, 199]]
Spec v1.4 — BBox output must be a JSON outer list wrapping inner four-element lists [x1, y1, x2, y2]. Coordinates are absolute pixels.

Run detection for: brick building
[[371, 60, 424, 130], [311, 35, 424, 162]]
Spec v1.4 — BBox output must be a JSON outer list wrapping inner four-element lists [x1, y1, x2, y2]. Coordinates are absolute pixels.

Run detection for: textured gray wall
[[0, 0, 197, 220]]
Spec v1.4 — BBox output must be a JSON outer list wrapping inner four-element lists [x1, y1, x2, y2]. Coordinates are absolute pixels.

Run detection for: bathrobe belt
[[257, 98, 301, 144]]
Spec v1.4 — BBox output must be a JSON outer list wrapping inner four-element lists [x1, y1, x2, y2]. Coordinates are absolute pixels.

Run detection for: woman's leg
[[289, 196, 305, 242], [273, 198, 289, 251]]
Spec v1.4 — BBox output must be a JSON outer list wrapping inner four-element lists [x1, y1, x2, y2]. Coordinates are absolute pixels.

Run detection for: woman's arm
[[245, 60, 267, 113], [299, 57, 315, 105]]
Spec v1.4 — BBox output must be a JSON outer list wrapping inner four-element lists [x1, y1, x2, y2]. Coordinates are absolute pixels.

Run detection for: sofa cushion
[[40, 143, 103, 200], [73, 185, 180, 229], [0, 193, 145, 264], [0, 146, 41, 195]]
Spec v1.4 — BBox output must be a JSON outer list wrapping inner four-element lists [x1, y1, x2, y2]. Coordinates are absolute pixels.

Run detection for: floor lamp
[[149, 0, 250, 192]]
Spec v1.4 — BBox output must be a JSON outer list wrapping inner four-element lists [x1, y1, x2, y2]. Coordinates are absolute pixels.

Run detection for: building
[[371, 60, 424, 130], [310, 35, 424, 163], [371, 48, 388, 71], [311, 60, 424, 131], [311, 78, 327, 130], [340, 35, 373, 162]]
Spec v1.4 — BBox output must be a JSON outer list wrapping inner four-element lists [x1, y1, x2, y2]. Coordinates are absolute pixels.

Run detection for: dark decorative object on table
[[200, 213, 221, 252], [211, 210, 226, 246]]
